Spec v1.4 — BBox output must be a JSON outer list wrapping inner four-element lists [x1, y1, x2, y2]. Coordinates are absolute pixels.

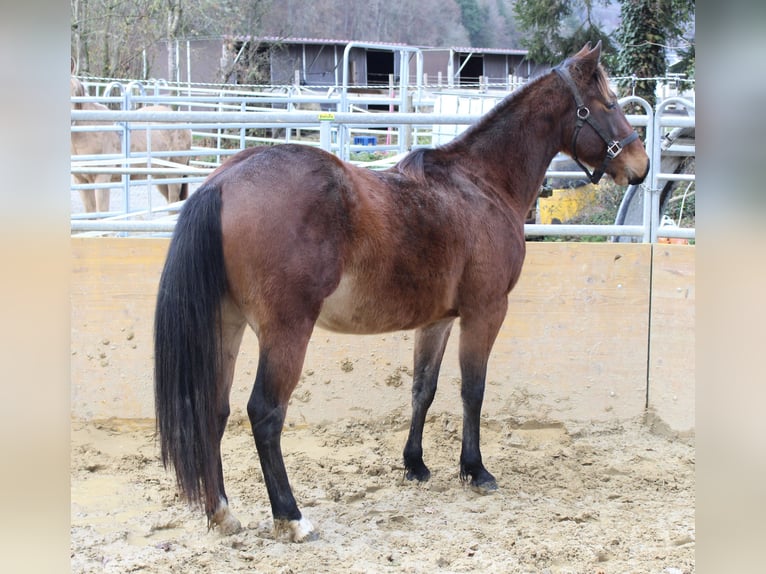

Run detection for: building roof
[[224, 35, 527, 56]]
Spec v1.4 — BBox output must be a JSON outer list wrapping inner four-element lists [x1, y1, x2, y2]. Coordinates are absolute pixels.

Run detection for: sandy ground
[[70, 183, 694, 573], [71, 412, 694, 573]]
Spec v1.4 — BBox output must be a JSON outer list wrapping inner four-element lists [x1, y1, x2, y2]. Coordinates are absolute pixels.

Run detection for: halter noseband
[[553, 65, 639, 184]]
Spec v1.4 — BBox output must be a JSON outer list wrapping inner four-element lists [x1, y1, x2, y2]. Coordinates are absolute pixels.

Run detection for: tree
[[71, 0, 186, 79], [71, 0, 273, 78], [613, 0, 695, 106], [455, 0, 492, 47], [513, 0, 616, 64], [166, 0, 183, 82], [513, 0, 695, 104]]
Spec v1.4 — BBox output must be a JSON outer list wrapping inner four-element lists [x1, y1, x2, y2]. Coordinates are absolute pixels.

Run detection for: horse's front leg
[[403, 318, 455, 481], [247, 328, 316, 542], [457, 305, 506, 493]]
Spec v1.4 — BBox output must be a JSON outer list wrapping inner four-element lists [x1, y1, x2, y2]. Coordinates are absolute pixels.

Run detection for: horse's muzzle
[[628, 158, 650, 185]]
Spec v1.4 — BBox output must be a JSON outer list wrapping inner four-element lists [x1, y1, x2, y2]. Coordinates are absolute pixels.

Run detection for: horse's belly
[[316, 274, 376, 333], [316, 273, 439, 334]]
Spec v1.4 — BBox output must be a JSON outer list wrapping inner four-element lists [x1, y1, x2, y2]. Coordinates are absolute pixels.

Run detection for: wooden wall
[[70, 238, 694, 433]]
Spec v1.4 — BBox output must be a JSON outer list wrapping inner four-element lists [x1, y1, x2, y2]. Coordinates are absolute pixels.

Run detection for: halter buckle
[[606, 140, 623, 159], [576, 106, 590, 120]]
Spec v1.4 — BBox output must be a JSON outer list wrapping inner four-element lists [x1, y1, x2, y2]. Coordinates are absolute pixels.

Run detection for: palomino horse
[[70, 76, 192, 213], [154, 43, 648, 542]]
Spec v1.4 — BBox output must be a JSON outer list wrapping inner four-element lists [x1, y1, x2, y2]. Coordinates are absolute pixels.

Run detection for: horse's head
[[555, 42, 649, 186]]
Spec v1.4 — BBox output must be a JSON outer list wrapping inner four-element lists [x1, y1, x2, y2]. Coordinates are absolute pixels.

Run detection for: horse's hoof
[[209, 500, 242, 535], [217, 514, 243, 535], [275, 516, 317, 543], [405, 465, 431, 482], [461, 467, 498, 494], [470, 479, 498, 495]]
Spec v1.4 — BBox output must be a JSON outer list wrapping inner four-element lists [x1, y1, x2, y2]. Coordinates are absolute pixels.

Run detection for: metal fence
[[70, 79, 695, 242]]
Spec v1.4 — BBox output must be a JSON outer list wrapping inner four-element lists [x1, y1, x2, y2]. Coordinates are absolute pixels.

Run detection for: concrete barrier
[[70, 238, 694, 433]]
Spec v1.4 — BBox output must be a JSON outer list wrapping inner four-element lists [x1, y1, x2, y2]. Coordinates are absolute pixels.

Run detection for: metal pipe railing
[[70, 94, 694, 241]]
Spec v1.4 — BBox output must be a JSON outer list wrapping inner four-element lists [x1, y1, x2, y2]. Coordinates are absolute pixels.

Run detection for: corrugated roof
[[224, 35, 527, 55], [426, 46, 528, 56]]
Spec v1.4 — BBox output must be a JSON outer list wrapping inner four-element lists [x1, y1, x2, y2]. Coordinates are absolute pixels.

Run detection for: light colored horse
[[70, 76, 192, 213]]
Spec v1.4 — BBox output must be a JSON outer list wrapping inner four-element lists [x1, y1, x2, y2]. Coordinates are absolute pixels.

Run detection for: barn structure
[[421, 45, 537, 87], [148, 36, 542, 88]]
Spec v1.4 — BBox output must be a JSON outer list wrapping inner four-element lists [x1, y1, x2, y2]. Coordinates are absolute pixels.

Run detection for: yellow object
[[537, 184, 599, 224]]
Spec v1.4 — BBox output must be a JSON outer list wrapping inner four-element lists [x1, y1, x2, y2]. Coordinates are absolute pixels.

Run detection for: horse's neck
[[447, 79, 566, 213]]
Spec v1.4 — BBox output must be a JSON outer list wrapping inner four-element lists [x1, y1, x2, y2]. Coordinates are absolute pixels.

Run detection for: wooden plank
[[648, 244, 695, 434], [70, 237, 168, 420], [70, 239, 656, 426], [478, 242, 652, 423]]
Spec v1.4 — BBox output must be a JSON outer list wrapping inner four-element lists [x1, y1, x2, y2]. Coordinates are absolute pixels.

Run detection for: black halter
[[553, 65, 639, 184]]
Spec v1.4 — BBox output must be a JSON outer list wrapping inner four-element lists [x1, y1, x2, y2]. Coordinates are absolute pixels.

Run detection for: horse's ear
[[575, 41, 602, 76], [588, 41, 602, 63], [575, 42, 592, 57]]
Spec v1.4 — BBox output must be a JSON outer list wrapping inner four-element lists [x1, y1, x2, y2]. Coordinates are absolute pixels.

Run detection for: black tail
[[154, 183, 226, 509]]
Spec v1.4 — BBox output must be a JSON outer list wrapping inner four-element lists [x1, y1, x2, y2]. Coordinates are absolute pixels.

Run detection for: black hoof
[[404, 463, 431, 482], [461, 467, 497, 494], [470, 477, 498, 494]]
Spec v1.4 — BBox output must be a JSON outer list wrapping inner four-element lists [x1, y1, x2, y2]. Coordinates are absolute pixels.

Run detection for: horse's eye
[[606, 101, 617, 110]]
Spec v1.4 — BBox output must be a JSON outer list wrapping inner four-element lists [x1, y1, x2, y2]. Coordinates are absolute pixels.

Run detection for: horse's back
[[215, 144, 517, 335], [130, 105, 191, 162]]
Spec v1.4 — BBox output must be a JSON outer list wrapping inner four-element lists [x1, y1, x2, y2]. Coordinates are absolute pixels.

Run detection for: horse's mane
[[393, 148, 431, 182], [393, 52, 612, 183], [392, 69, 549, 182]]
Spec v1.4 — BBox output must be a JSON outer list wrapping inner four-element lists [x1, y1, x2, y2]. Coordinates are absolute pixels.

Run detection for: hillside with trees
[[71, 0, 694, 101]]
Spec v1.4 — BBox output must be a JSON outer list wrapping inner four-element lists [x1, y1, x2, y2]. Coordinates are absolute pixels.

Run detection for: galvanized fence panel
[[70, 82, 694, 241]]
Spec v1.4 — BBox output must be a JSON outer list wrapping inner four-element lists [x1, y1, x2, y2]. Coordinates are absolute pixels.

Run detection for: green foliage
[[513, 0, 695, 100], [455, 0, 492, 47], [613, 0, 695, 105], [513, 0, 616, 64], [669, 36, 695, 80]]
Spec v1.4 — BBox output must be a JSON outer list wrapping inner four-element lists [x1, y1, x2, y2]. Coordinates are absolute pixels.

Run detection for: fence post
[[319, 113, 334, 153], [121, 84, 132, 214]]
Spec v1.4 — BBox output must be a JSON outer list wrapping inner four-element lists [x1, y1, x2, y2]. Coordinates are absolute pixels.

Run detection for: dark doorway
[[366, 50, 395, 86], [458, 53, 484, 86]]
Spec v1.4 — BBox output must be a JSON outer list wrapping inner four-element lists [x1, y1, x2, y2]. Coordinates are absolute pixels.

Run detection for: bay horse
[[154, 43, 648, 542], [70, 75, 192, 213]]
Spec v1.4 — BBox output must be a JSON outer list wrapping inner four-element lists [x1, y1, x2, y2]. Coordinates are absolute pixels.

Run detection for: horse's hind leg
[[403, 318, 454, 481], [156, 183, 170, 202], [94, 174, 111, 212], [207, 296, 247, 534], [77, 179, 110, 213], [157, 183, 185, 204], [247, 322, 316, 542], [95, 187, 110, 212], [165, 183, 181, 203], [78, 188, 97, 213]]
